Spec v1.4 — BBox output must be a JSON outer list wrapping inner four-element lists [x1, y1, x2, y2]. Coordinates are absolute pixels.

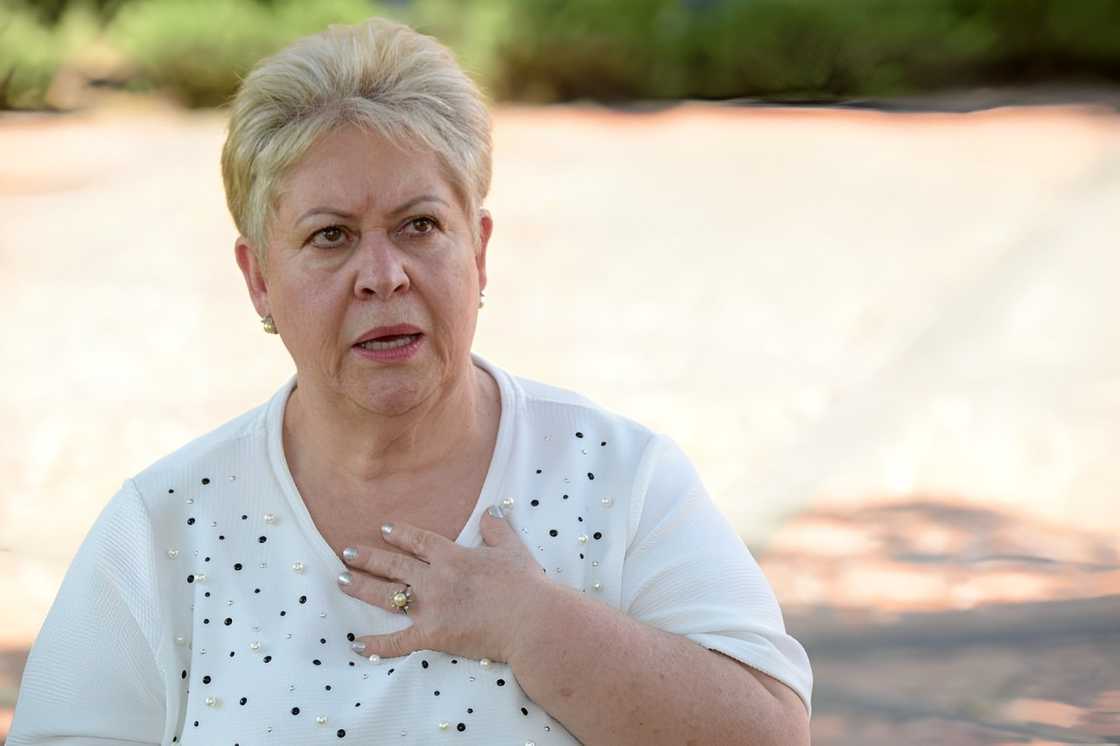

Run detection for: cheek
[[276, 277, 349, 340]]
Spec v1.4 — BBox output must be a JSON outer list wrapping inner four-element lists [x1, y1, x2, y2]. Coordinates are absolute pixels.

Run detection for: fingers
[[380, 520, 451, 562], [337, 566, 415, 615], [341, 543, 427, 579]]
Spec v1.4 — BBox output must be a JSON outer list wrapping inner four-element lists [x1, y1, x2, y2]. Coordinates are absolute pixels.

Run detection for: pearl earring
[[261, 315, 278, 334]]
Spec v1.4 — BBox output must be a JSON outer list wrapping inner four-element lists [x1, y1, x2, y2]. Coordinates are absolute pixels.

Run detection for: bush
[[2, 0, 1120, 110], [490, 0, 1120, 102], [107, 0, 393, 107], [0, 2, 101, 108]]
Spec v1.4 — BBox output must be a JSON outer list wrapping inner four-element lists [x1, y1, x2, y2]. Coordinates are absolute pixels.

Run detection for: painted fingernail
[[380, 523, 393, 535], [337, 571, 352, 586], [342, 547, 358, 561], [487, 504, 504, 519], [350, 641, 366, 653]]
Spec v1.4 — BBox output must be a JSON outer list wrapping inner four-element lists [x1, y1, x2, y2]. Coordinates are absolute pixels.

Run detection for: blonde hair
[[221, 17, 492, 264]]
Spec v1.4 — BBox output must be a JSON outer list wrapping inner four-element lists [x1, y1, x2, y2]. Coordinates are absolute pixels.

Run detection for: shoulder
[[126, 381, 285, 507], [509, 371, 661, 460]]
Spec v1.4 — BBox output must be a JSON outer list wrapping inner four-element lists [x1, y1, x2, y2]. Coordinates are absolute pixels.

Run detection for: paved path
[[1, 100, 1118, 742]]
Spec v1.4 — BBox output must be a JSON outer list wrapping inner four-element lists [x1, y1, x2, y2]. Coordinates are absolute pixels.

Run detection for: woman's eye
[[406, 217, 437, 235], [310, 226, 348, 248]]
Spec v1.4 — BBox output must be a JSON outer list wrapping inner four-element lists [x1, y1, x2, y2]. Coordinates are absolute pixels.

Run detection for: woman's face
[[237, 124, 491, 417]]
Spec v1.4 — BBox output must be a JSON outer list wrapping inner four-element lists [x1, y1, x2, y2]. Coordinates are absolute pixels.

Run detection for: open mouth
[[355, 333, 423, 351]]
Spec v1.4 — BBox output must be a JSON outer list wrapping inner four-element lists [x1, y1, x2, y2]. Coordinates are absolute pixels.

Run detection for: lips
[[353, 324, 423, 346]]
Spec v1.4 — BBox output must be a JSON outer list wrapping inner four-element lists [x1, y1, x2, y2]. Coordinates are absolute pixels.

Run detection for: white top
[[10, 354, 812, 745]]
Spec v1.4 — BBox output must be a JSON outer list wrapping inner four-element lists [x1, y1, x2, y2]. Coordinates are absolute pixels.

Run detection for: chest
[[305, 460, 489, 561]]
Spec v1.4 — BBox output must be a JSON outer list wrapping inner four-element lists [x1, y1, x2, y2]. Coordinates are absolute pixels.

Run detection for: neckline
[[265, 352, 516, 574]]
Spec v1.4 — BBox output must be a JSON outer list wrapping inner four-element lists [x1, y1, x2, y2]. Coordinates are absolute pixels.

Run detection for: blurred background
[[2, 0, 1119, 743]]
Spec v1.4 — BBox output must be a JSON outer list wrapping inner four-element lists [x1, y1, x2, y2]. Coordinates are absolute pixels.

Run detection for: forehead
[[275, 124, 452, 219]]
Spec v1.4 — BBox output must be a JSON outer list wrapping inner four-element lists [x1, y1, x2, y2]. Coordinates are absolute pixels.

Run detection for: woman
[[9, 17, 811, 746]]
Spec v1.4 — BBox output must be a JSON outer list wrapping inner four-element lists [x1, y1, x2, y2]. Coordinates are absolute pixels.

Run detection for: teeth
[[359, 334, 418, 351]]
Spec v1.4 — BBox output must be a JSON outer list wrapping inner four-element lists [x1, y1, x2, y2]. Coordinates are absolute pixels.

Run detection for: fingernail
[[380, 523, 393, 535], [342, 547, 358, 561], [487, 504, 504, 519], [350, 641, 366, 653], [337, 571, 352, 586]]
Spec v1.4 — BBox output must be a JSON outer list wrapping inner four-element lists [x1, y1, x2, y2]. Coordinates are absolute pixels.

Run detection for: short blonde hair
[[221, 17, 492, 263]]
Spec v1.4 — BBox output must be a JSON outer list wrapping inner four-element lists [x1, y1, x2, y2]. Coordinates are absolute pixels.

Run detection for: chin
[[346, 373, 433, 417]]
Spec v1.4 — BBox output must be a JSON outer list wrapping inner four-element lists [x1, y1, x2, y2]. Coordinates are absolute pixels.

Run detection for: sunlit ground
[[1, 95, 1118, 743]]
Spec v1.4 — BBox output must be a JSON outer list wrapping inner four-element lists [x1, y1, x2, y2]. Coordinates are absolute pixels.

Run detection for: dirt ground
[[1, 98, 1118, 743]]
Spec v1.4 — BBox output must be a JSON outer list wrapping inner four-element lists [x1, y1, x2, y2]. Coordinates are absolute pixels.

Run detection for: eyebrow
[[296, 194, 450, 225]]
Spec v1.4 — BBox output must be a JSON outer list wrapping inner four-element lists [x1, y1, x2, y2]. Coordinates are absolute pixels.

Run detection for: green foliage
[[490, 0, 1120, 102], [108, 0, 392, 107], [2, 0, 1119, 110], [0, 1, 101, 108]]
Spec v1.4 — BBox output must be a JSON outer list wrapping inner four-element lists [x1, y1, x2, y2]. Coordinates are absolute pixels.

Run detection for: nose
[[354, 231, 410, 299]]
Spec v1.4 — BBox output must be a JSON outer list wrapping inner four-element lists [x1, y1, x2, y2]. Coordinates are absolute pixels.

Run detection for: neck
[[283, 359, 491, 491]]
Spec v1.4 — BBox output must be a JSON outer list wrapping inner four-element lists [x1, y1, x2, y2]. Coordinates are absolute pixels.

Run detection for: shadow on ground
[[762, 498, 1120, 745]]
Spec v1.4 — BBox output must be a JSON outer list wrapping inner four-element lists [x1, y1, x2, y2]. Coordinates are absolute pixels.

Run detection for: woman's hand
[[337, 504, 549, 664]]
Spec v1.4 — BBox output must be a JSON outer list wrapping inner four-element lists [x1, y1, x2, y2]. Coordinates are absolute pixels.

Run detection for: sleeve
[[621, 434, 813, 717], [7, 479, 168, 745]]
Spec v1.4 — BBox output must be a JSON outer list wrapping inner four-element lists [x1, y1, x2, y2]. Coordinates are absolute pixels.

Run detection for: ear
[[235, 237, 270, 319], [475, 209, 493, 293]]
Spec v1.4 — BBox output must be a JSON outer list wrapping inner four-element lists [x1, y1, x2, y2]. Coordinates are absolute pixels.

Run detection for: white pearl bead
[[438, 722, 449, 730], [194, 573, 206, 583], [316, 715, 327, 725], [249, 640, 261, 651], [174, 635, 187, 646], [592, 582, 602, 591], [578, 534, 589, 544], [166, 549, 179, 559], [500, 497, 514, 510], [263, 512, 276, 524], [601, 496, 613, 507], [227, 600, 234, 606], [526, 741, 537, 746], [368, 654, 381, 665], [185, 498, 194, 504], [480, 658, 491, 668], [591, 560, 599, 567], [291, 561, 304, 573], [204, 696, 216, 707]]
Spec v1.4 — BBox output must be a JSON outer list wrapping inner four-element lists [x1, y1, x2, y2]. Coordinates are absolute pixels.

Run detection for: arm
[[7, 481, 166, 745], [511, 433, 812, 746], [509, 581, 810, 746]]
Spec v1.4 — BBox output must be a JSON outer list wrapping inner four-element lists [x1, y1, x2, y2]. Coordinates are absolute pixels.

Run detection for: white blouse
[[9, 353, 812, 745]]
